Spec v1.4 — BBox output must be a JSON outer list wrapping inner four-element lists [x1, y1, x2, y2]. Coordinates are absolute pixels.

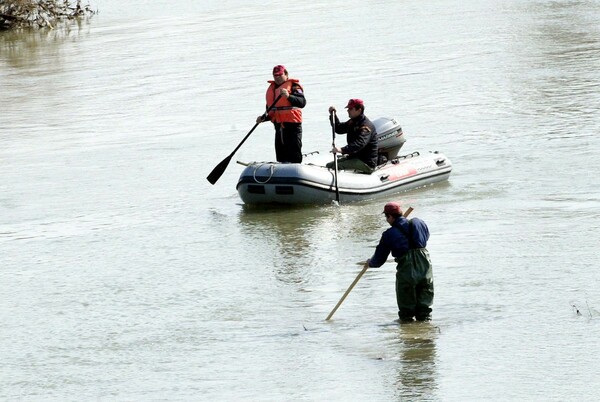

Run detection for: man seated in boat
[[327, 99, 378, 174]]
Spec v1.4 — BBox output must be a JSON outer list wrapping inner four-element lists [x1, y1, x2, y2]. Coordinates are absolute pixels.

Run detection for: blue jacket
[[368, 216, 430, 267]]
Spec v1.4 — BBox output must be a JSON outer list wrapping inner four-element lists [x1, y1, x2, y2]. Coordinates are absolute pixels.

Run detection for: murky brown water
[[2, 0, 599, 400]]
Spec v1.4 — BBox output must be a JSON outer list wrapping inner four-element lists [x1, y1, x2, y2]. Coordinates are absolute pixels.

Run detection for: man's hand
[[279, 88, 289, 98]]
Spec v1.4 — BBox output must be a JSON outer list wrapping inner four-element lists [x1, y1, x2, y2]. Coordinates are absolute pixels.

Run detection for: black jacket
[[331, 113, 378, 168]]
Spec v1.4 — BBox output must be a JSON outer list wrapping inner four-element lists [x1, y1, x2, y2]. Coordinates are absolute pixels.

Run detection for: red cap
[[345, 98, 364, 109], [383, 202, 402, 215], [272, 65, 286, 76]]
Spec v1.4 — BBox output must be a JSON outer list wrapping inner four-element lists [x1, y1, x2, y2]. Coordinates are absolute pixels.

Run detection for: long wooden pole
[[330, 110, 340, 204], [325, 265, 368, 321], [325, 206, 413, 321]]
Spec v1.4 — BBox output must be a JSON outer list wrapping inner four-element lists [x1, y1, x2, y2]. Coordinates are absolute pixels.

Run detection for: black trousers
[[274, 122, 302, 163]]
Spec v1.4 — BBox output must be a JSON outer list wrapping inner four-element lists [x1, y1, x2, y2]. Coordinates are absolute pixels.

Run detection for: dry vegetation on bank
[[0, 0, 94, 30]]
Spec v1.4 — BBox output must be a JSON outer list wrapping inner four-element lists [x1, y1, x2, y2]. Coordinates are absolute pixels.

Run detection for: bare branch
[[0, 0, 95, 30]]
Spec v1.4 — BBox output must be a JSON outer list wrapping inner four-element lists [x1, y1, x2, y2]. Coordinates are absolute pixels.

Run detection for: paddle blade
[[206, 154, 233, 185]]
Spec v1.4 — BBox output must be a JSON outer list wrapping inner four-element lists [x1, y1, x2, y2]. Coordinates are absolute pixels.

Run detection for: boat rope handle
[[252, 163, 275, 184]]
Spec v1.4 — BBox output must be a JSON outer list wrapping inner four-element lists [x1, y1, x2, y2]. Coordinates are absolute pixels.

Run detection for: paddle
[[330, 110, 340, 204], [325, 206, 413, 321], [206, 94, 283, 185]]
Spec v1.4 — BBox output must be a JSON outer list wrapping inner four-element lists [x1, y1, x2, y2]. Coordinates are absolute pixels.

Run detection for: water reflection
[[237, 206, 331, 285], [236, 202, 391, 288], [0, 20, 90, 67], [393, 323, 439, 400]]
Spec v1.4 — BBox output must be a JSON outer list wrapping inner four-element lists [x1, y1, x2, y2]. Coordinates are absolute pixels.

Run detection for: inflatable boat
[[236, 117, 452, 205]]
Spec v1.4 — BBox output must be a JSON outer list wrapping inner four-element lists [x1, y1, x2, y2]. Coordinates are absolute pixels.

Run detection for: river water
[[1, 0, 599, 400]]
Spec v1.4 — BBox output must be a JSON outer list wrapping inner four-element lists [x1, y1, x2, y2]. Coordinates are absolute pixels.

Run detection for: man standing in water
[[366, 202, 434, 322], [327, 98, 378, 174], [256, 65, 306, 163]]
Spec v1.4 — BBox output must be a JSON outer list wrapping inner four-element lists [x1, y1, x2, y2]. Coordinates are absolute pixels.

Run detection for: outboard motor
[[373, 117, 406, 162]]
